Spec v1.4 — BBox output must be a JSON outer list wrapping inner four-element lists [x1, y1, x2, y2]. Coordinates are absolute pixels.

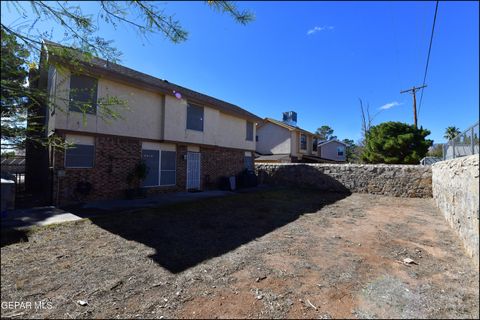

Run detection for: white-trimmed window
[[337, 146, 345, 157], [300, 134, 307, 150], [246, 121, 254, 141], [65, 135, 95, 168], [142, 142, 176, 187]]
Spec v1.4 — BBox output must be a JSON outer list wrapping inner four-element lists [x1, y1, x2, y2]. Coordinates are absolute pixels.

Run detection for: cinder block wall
[[432, 155, 479, 266], [255, 163, 432, 198]]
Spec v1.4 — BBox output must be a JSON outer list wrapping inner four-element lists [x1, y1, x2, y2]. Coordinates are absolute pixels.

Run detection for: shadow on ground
[[83, 184, 350, 273], [1, 229, 29, 247]]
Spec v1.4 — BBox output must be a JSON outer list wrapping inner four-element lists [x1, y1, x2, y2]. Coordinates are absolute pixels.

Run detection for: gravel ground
[[1, 188, 478, 319]]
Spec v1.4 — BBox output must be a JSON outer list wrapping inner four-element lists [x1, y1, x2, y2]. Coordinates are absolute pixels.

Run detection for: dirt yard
[[1, 188, 478, 319]]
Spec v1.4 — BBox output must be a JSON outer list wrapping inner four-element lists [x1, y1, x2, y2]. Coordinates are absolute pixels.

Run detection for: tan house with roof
[[26, 41, 261, 204], [255, 113, 324, 163], [255, 112, 347, 163]]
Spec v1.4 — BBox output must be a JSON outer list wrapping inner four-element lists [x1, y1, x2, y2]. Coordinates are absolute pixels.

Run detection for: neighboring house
[[420, 157, 442, 165], [27, 41, 261, 205], [255, 112, 324, 163], [317, 140, 347, 162]]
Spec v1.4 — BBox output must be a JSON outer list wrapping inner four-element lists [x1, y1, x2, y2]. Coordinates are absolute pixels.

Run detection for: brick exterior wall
[[53, 134, 142, 204], [172, 144, 246, 191], [200, 145, 245, 190], [53, 132, 250, 204]]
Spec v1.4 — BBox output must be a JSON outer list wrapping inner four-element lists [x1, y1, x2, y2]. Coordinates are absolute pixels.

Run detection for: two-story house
[[255, 112, 323, 163], [255, 112, 347, 163], [26, 41, 261, 205]]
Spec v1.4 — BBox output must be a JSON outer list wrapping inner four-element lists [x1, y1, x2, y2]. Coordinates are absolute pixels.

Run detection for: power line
[[417, 0, 439, 117]]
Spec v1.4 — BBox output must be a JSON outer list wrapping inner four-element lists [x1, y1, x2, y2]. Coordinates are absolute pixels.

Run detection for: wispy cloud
[[379, 101, 403, 110], [306, 26, 334, 35]]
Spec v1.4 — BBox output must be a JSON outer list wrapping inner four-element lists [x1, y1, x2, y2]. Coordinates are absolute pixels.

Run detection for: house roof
[[260, 118, 318, 136], [42, 40, 262, 122], [318, 139, 347, 147]]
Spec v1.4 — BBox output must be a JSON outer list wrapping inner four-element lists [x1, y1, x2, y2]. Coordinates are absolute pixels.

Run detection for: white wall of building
[[256, 122, 291, 155]]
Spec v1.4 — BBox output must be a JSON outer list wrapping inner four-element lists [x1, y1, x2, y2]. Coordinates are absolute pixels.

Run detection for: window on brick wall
[[300, 134, 307, 150], [244, 156, 254, 171], [65, 144, 95, 168], [69, 74, 98, 114], [142, 149, 160, 187], [160, 151, 176, 185], [65, 135, 95, 168], [186, 103, 204, 131], [246, 121, 254, 141], [142, 149, 176, 187]]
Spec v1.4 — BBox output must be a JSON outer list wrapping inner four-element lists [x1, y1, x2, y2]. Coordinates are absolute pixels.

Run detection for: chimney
[[282, 111, 297, 126]]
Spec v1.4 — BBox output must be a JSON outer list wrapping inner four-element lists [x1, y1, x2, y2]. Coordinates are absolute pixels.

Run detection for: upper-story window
[[246, 121, 254, 141], [186, 103, 204, 132], [337, 146, 345, 157], [69, 74, 98, 114], [313, 138, 318, 152], [300, 134, 307, 150]]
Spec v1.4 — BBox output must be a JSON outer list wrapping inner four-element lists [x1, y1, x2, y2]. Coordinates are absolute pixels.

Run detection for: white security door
[[186, 152, 201, 190]]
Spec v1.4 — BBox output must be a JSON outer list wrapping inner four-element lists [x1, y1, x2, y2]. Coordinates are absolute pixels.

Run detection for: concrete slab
[[1, 206, 82, 230]]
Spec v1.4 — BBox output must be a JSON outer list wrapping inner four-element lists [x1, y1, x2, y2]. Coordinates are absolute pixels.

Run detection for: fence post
[[471, 127, 475, 156]]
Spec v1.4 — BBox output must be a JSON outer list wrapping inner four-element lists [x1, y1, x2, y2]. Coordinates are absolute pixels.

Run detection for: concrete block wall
[[255, 163, 432, 198], [432, 155, 479, 266]]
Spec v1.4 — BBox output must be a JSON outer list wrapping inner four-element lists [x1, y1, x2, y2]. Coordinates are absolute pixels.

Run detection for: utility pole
[[400, 85, 427, 128]]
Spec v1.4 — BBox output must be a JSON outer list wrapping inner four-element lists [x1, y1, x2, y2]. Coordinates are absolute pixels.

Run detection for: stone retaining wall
[[255, 163, 432, 198], [432, 155, 479, 265]]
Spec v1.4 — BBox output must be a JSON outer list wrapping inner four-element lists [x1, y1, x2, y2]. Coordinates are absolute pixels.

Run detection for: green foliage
[[1, 27, 31, 150], [127, 161, 149, 188], [342, 138, 358, 162], [427, 144, 444, 158], [444, 126, 461, 140], [361, 122, 433, 164], [1, 151, 16, 158], [315, 125, 337, 141]]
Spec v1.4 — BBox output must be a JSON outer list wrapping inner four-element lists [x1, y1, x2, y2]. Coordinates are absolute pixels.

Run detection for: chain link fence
[[443, 121, 479, 160]]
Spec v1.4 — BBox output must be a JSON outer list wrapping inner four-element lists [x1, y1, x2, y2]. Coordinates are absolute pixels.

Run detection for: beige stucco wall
[[320, 141, 346, 162], [51, 67, 164, 140], [292, 131, 315, 158], [217, 112, 255, 151], [49, 67, 256, 150], [256, 122, 291, 155], [163, 95, 255, 150]]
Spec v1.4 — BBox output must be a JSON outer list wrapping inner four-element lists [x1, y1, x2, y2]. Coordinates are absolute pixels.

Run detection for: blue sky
[[2, 1, 478, 143]]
